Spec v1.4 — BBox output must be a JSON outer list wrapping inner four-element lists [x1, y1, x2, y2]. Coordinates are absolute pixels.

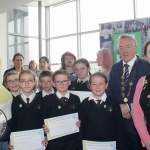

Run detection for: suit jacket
[[108, 58, 150, 134]]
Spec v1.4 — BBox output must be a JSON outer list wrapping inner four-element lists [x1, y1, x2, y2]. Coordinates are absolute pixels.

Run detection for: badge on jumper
[[58, 105, 61, 109], [104, 105, 107, 108], [19, 104, 22, 107]]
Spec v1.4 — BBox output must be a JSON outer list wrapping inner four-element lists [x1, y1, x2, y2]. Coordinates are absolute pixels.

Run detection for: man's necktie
[[60, 97, 66, 103], [96, 100, 101, 105], [124, 64, 129, 86], [26, 98, 30, 105]]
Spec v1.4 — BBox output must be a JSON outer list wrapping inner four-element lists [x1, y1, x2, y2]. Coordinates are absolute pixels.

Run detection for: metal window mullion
[[38, 1, 42, 58], [45, 6, 50, 61], [76, 0, 81, 59]]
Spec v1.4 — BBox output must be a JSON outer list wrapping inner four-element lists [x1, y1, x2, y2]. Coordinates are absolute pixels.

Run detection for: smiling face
[[64, 55, 75, 67], [13, 56, 24, 69], [90, 76, 108, 99], [30, 62, 37, 71], [118, 37, 137, 63], [39, 76, 53, 93], [74, 62, 90, 80], [19, 73, 35, 96], [53, 74, 70, 95], [6, 74, 19, 93]]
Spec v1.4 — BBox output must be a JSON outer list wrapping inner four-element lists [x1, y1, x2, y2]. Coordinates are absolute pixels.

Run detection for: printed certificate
[[69, 91, 91, 102], [10, 128, 45, 150], [44, 113, 79, 140], [83, 140, 116, 150]]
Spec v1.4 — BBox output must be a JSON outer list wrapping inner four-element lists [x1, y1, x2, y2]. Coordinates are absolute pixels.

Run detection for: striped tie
[[124, 64, 129, 86]]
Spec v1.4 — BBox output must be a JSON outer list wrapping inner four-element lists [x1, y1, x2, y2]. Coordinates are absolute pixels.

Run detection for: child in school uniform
[[4, 70, 21, 97], [80, 72, 123, 150], [43, 69, 81, 150], [9, 70, 47, 149], [69, 58, 91, 91], [37, 70, 55, 97]]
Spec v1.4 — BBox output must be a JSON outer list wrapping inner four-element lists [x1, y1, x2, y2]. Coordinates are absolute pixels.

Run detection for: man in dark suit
[[108, 35, 150, 150]]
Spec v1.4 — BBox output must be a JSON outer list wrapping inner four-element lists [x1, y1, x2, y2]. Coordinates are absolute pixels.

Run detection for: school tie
[[124, 64, 129, 86], [44, 95, 48, 97], [96, 100, 101, 105], [60, 97, 66, 103], [26, 98, 30, 105], [78, 80, 83, 84]]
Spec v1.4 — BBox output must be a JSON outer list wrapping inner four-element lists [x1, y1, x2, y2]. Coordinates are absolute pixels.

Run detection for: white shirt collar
[[88, 92, 107, 103], [56, 91, 70, 99], [42, 88, 54, 97], [123, 55, 137, 68], [123, 55, 137, 74], [21, 92, 36, 104], [77, 75, 90, 83]]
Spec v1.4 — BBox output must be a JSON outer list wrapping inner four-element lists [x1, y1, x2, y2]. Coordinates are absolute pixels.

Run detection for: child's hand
[[42, 136, 48, 147], [76, 120, 81, 127], [43, 125, 50, 134], [8, 142, 14, 150]]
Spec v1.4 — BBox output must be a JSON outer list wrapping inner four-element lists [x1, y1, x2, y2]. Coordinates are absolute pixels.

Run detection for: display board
[[99, 18, 150, 63]]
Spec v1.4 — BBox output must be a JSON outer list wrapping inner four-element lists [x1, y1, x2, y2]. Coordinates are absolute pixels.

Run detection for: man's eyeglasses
[[55, 80, 69, 85], [7, 79, 19, 85]]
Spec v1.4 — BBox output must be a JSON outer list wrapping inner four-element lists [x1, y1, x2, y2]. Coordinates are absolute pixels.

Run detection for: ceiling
[[0, 0, 69, 15], [24, 0, 71, 7]]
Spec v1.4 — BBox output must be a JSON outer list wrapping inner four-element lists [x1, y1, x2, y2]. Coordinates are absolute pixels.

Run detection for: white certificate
[[69, 91, 91, 102], [83, 140, 116, 150], [44, 113, 79, 140], [10, 128, 45, 150]]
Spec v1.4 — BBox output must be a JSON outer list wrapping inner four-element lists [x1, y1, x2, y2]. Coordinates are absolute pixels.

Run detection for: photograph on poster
[[99, 17, 150, 63], [113, 32, 142, 63]]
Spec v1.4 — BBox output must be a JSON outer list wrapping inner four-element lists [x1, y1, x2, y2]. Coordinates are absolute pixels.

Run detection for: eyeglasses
[[55, 80, 69, 85], [20, 79, 34, 85], [64, 57, 74, 60], [7, 79, 19, 85]]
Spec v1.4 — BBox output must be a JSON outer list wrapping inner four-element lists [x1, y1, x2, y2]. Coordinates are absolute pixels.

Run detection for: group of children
[[3, 58, 123, 150]]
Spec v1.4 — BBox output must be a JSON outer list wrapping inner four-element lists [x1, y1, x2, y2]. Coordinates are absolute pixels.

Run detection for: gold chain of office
[[121, 60, 137, 103]]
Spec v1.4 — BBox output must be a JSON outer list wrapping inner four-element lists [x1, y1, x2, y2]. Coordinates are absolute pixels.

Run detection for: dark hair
[[13, 53, 24, 71], [144, 40, 150, 56], [39, 56, 51, 70], [28, 60, 39, 72], [52, 69, 70, 81], [19, 70, 36, 81], [39, 70, 53, 81], [74, 58, 91, 75], [89, 72, 108, 85]]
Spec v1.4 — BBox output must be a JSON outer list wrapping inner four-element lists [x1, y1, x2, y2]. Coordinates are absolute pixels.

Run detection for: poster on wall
[[99, 18, 150, 63]]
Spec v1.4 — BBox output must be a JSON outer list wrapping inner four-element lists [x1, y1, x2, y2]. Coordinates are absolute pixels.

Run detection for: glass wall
[[8, 0, 147, 71]]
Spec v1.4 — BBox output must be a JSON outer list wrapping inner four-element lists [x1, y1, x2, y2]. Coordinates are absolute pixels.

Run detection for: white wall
[[0, 13, 7, 83]]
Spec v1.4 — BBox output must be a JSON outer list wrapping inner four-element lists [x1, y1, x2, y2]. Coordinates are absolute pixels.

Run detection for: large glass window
[[8, 6, 38, 36], [80, 0, 134, 32], [50, 36, 77, 63], [8, 35, 39, 66], [50, 1, 76, 37], [81, 32, 99, 61], [136, 0, 150, 18]]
